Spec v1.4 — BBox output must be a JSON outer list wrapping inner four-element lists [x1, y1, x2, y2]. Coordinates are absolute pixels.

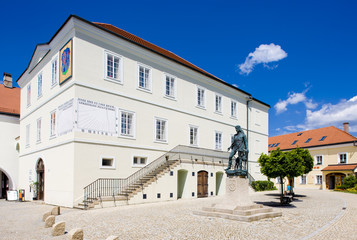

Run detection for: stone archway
[[177, 169, 188, 199], [36, 159, 45, 200], [326, 173, 346, 190], [215, 171, 224, 196], [0, 168, 15, 199]]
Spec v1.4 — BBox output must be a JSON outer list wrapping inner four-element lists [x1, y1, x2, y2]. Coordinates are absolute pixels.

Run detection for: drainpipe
[[246, 96, 253, 177]]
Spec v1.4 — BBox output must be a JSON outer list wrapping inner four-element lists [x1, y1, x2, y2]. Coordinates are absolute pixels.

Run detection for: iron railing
[[82, 145, 259, 208]]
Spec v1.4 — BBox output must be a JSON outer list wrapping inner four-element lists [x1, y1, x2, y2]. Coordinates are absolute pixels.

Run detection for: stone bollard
[[68, 228, 84, 240], [42, 211, 51, 222], [51, 206, 60, 216], [106, 236, 119, 240], [52, 221, 65, 236], [45, 215, 55, 228]]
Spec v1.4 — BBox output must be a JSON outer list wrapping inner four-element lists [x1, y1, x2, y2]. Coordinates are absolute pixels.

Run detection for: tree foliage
[[258, 147, 314, 203]]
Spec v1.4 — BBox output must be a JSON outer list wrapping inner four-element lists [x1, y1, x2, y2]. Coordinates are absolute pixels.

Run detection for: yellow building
[[269, 123, 357, 190]]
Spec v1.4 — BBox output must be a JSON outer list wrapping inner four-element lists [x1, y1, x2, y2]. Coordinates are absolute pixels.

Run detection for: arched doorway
[[326, 173, 346, 189], [177, 169, 188, 199], [215, 171, 224, 196], [0, 171, 9, 199], [36, 159, 45, 200], [197, 170, 208, 198]]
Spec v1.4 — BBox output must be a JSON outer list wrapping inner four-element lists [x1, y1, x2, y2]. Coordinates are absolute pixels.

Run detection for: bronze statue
[[226, 125, 248, 173]]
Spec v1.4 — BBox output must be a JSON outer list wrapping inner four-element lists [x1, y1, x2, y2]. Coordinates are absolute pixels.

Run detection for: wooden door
[[36, 159, 45, 200], [197, 171, 208, 198]]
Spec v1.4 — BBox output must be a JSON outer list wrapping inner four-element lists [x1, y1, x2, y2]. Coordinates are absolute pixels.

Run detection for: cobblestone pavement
[[0, 189, 355, 240]]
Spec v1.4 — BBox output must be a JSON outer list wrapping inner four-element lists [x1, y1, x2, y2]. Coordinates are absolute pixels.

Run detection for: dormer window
[[292, 140, 298, 145], [297, 133, 303, 136], [305, 138, 312, 143], [319, 136, 327, 141]]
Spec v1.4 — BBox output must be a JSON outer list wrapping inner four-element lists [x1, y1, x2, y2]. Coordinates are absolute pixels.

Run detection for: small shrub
[[251, 180, 277, 191], [343, 175, 357, 189]]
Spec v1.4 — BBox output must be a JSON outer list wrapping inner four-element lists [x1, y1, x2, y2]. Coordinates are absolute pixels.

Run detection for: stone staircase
[[77, 160, 179, 209]]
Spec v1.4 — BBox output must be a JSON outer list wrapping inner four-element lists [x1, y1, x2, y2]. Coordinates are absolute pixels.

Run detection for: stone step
[[193, 209, 282, 222]]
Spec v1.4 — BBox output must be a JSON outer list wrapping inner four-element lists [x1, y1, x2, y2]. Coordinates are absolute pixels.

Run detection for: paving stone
[[106, 236, 119, 240]]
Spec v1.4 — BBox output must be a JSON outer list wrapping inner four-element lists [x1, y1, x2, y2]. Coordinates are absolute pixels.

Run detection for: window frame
[[315, 175, 323, 185], [315, 155, 323, 165], [119, 109, 136, 139], [196, 86, 206, 109], [51, 56, 58, 88], [164, 73, 176, 99], [337, 152, 348, 164], [154, 117, 168, 143], [37, 72, 43, 99], [104, 50, 123, 84], [300, 175, 307, 184], [100, 156, 116, 169], [215, 93, 222, 114], [27, 84, 31, 107], [50, 110, 56, 138], [215, 131, 223, 150], [36, 118, 41, 143], [132, 156, 148, 167], [231, 100, 237, 118], [189, 125, 199, 146], [137, 63, 152, 92]]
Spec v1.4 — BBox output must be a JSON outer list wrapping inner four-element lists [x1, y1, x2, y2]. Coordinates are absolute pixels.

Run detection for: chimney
[[343, 122, 349, 133], [3, 73, 13, 88]]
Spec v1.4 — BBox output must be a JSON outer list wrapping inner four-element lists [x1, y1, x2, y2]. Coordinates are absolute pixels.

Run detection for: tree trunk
[[280, 176, 284, 204]]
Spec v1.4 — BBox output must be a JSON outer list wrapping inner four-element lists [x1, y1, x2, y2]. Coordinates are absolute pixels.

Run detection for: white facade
[[17, 15, 269, 207]]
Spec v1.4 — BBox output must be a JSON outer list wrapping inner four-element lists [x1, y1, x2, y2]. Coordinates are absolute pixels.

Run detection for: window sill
[[49, 135, 56, 140], [104, 77, 123, 85], [196, 105, 206, 110], [164, 95, 177, 101], [100, 166, 116, 170], [154, 140, 168, 144], [132, 164, 146, 168], [51, 83, 58, 89], [118, 134, 136, 140], [137, 87, 152, 94], [230, 116, 238, 120], [214, 111, 223, 115]]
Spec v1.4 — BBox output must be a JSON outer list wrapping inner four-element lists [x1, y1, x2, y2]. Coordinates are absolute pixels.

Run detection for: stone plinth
[[194, 175, 282, 222]]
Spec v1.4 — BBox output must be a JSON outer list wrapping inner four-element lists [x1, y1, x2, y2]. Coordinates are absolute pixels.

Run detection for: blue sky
[[1, 0, 356, 137]]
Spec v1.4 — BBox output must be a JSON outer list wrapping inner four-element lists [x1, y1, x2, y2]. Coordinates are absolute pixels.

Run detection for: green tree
[[258, 148, 289, 203], [258, 147, 314, 203], [286, 148, 314, 194]]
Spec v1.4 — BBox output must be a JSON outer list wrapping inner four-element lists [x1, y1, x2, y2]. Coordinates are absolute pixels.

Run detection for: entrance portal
[[36, 159, 45, 200], [0, 171, 9, 199], [197, 171, 208, 198], [327, 173, 346, 189]]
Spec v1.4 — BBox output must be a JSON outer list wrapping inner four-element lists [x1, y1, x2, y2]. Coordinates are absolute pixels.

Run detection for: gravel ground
[[0, 189, 354, 240]]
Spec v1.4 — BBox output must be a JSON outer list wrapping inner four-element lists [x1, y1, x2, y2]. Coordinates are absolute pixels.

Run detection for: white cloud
[[298, 96, 357, 132], [239, 43, 287, 75], [274, 89, 317, 114]]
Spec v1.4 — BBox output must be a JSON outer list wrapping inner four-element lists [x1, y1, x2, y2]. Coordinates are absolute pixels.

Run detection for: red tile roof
[[269, 126, 357, 151], [93, 22, 221, 81], [321, 164, 357, 171], [0, 84, 20, 115]]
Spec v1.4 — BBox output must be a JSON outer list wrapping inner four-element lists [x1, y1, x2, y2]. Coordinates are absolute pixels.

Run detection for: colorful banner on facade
[[59, 39, 72, 85]]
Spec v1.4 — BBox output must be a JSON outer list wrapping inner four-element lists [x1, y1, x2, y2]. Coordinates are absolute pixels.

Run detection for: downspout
[[246, 96, 253, 176]]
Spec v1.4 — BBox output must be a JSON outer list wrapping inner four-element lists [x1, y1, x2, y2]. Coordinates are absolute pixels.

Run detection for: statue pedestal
[[193, 176, 282, 222]]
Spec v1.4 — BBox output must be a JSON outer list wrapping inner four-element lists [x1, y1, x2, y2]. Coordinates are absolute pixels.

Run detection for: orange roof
[[269, 126, 357, 151], [321, 164, 357, 171], [0, 84, 20, 115]]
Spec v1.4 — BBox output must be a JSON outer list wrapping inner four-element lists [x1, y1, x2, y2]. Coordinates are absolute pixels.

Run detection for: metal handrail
[[83, 145, 229, 209]]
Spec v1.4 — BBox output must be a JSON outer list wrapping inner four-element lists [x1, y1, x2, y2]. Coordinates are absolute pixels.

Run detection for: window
[[305, 138, 312, 143], [133, 156, 147, 166], [215, 131, 222, 150], [297, 132, 303, 136], [38, 73, 42, 98], [275, 143, 280, 147], [190, 126, 198, 146], [155, 118, 167, 142], [231, 100, 237, 118], [316, 155, 323, 165], [50, 111, 56, 137], [319, 136, 327, 141], [36, 118, 41, 142], [292, 140, 298, 145], [338, 153, 347, 164], [138, 64, 151, 91], [316, 175, 322, 185], [27, 84, 31, 107], [51, 58, 58, 87], [215, 94, 222, 113], [165, 75, 176, 98], [300, 175, 307, 184], [120, 111, 135, 137], [197, 86, 205, 108], [101, 157, 115, 169], [26, 124, 30, 146], [105, 52, 122, 83]]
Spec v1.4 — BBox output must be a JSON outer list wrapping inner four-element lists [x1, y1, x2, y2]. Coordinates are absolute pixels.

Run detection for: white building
[[17, 15, 269, 208], [0, 73, 20, 199]]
